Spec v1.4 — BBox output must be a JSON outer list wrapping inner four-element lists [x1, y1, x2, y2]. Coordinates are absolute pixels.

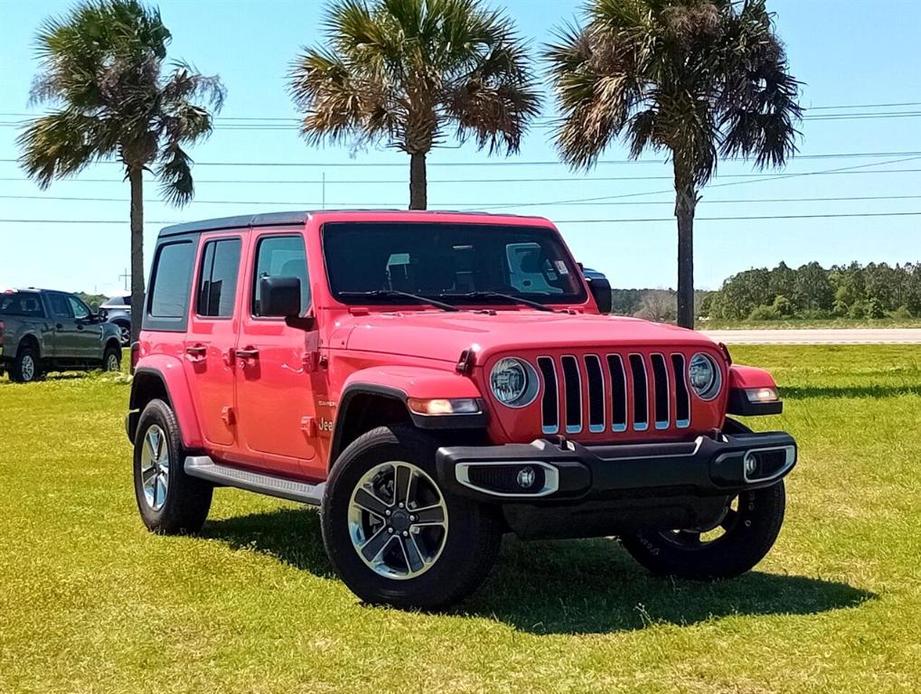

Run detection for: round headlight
[[490, 358, 539, 407], [688, 353, 721, 400]]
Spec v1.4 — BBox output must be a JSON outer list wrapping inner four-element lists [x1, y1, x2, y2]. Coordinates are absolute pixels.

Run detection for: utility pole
[[321, 171, 326, 209], [118, 267, 130, 291]]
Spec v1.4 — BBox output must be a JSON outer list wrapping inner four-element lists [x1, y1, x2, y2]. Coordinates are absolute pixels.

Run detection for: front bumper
[[436, 431, 797, 504]]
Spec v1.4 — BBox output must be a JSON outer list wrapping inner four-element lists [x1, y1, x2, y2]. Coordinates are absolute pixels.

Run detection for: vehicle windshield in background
[[323, 222, 587, 306], [0, 292, 44, 317]]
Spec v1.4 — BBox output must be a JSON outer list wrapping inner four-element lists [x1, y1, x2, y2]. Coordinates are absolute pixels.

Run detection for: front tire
[[322, 425, 502, 609], [133, 399, 212, 534], [620, 481, 786, 580]]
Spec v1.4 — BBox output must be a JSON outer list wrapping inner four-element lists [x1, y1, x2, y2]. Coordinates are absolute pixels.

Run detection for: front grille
[[536, 353, 692, 436]]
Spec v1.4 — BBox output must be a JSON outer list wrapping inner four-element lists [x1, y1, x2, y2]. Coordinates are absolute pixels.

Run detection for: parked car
[[100, 292, 132, 346], [0, 288, 123, 382], [127, 210, 795, 609]]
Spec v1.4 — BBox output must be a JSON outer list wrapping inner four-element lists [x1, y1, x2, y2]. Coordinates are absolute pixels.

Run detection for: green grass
[[1, 346, 920, 693], [701, 317, 921, 330]]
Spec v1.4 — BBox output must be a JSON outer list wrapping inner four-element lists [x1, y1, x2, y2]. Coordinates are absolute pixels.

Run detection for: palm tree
[[546, 0, 801, 328], [289, 0, 541, 210], [19, 0, 225, 342]]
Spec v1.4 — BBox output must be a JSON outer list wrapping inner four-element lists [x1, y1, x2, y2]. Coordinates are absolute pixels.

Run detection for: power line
[[4, 149, 921, 169], [5, 192, 921, 208], [4, 210, 921, 226]]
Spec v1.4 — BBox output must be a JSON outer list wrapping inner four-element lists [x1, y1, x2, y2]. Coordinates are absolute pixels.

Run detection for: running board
[[184, 456, 325, 506]]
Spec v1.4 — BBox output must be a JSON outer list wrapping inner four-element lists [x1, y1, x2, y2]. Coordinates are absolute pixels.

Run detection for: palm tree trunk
[[409, 152, 427, 210], [128, 166, 145, 347], [674, 162, 697, 329]]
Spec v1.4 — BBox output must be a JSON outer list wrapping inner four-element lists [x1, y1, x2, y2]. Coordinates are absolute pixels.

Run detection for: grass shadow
[[202, 508, 874, 634], [782, 384, 921, 399]]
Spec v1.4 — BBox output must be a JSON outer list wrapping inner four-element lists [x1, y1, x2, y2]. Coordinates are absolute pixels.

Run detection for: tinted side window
[[0, 293, 45, 317], [196, 238, 242, 318], [252, 235, 310, 317], [67, 296, 90, 319], [47, 293, 73, 318], [149, 242, 195, 319]]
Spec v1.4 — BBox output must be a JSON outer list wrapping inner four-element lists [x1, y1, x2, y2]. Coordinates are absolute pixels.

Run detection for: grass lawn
[[1, 346, 920, 693], [700, 318, 921, 330]]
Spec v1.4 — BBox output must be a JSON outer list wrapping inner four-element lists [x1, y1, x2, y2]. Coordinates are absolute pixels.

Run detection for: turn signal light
[[745, 387, 779, 403], [407, 398, 481, 416]]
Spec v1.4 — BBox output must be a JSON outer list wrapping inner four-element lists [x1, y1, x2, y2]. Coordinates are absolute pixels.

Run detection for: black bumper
[[436, 431, 797, 504]]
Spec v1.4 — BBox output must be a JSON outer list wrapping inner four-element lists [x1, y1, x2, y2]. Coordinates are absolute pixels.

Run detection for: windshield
[[323, 222, 586, 306]]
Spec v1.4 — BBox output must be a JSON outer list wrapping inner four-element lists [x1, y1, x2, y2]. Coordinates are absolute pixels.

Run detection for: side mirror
[[586, 275, 612, 314], [97, 308, 109, 321], [259, 276, 315, 330], [260, 276, 302, 316]]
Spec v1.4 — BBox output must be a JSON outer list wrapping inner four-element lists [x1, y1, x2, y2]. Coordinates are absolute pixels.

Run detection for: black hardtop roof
[[158, 209, 548, 237]]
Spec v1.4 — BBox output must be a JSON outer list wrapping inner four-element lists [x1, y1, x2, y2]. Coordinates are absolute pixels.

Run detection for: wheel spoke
[[412, 504, 445, 526], [353, 487, 390, 518], [360, 526, 392, 561], [720, 508, 739, 530], [141, 465, 157, 485], [146, 428, 161, 464], [403, 534, 426, 573], [156, 475, 167, 504], [394, 463, 412, 506], [151, 473, 159, 506]]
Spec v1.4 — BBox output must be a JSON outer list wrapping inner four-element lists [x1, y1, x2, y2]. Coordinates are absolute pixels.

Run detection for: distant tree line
[[609, 261, 921, 322], [703, 261, 921, 320]]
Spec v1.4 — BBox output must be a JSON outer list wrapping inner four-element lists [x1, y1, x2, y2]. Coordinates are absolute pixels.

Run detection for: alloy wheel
[[106, 353, 120, 371], [140, 424, 170, 512], [347, 461, 449, 580], [660, 495, 742, 547], [21, 354, 35, 382]]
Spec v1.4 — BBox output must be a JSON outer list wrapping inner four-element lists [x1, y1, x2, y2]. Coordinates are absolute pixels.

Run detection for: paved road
[[702, 328, 921, 345]]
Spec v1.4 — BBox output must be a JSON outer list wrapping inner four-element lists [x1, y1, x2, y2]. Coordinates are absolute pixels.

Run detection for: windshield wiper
[[338, 289, 460, 312], [438, 291, 556, 312]]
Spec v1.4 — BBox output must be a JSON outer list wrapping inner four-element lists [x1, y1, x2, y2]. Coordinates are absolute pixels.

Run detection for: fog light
[[744, 453, 759, 478], [517, 466, 536, 489]]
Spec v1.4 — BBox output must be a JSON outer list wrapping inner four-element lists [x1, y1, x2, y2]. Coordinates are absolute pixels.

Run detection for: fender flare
[[128, 356, 203, 448], [330, 366, 487, 461]]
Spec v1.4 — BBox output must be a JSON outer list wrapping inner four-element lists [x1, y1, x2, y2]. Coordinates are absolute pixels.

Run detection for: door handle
[[235, 347, 259, 359], [185, 345, 207, 362], [56, 323, 63, 330]]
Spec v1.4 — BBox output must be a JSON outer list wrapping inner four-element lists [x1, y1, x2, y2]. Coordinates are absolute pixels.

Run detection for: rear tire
[[9, 344, 41, 383], [322, 425, 502, 609], [620, 481, 786, 580], [133, 399, 212, 534]]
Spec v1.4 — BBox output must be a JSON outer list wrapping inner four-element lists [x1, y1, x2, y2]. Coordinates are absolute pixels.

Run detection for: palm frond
[[17, 111, 113, 187], [156, 142, 194, 206]]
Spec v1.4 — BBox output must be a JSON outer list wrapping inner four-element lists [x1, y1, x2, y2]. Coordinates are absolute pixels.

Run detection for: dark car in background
[[0, 288, 123, 382], [100, 292, 132, 345]]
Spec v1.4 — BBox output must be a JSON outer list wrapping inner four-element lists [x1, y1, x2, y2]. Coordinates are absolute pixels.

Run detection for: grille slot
[[607, 355, 628, 431], [560, 355, 582, 433], [537, 357, 559, 435], [535, 352, 689, 436], [671, 353, 690, 428], [651, 354, 670, 429], [628, 354, 649, 431], [584, 355, 605, 432]]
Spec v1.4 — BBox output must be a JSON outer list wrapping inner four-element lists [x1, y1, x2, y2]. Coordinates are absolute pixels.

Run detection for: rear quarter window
[[144, 238, 198, 331], [0, 293, 45, 317]]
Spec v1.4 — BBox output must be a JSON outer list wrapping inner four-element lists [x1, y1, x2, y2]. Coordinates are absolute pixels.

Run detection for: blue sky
[[1, 0, 920, 294]]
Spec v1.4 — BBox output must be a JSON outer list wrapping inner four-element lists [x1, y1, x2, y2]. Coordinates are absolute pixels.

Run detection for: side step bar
[[184, 456, 325, 506]]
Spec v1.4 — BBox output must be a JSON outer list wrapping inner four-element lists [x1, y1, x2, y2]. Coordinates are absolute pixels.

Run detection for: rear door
[[233, 229, 321, 479], [45, 292, 78, 360], [183, 233, 244, 448]]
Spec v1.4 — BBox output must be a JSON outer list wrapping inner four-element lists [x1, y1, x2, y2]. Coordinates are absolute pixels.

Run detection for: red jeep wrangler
[[127, 210, 795, 608]]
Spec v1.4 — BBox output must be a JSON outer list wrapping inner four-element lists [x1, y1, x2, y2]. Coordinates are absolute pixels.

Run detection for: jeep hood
[[335, 310, 719, 364]]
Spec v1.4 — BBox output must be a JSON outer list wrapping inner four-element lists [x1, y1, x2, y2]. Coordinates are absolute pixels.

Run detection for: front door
[[234, 230, 320, 479], [183, 233, 244, 448], [67, 295, 103, 361]]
